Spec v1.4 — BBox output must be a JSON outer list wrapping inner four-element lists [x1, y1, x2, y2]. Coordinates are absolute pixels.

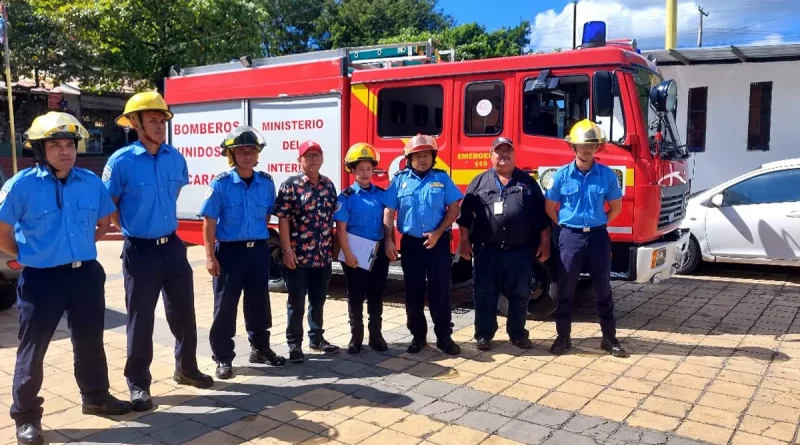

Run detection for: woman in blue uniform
[[334, 143, 390, 354]]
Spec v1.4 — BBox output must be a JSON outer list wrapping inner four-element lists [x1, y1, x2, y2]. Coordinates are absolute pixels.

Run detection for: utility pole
[[572, 1, 578, 49], [1, 1, 15, 174], [697, 6, 709, 47], [666, 0, 677, 49]]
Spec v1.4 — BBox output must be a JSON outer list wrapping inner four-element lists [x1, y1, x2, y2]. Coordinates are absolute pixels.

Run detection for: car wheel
[[498, 257, 559, 321], [677, 237, 701, 275], [0, 280, 16, 311], [267, 238, 287, 292]]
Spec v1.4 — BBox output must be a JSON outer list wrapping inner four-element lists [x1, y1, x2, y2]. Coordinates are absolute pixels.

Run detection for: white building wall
[[659, 61, 800, 192]]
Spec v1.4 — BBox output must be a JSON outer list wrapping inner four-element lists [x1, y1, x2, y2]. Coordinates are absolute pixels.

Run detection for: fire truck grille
[[658, 188, 688, 230]]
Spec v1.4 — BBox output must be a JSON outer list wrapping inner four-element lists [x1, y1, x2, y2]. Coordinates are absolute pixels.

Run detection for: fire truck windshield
[[634, 67, 688, 160]]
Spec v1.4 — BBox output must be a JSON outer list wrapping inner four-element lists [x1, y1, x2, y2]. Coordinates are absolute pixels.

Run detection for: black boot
[[601, 338, 629, 358], [368, 333, 388, 352], [348, 326, 364, 354], [550, 336, 572, 355], [250, 346, 287, 366], [216, 362, 233, 380], [82, 393, 134, 416], [407, 338, 427, 353], [130, 389, 153, 412], [16, 423, 43, 445], [173, 369, 214, 389], [436, 338, 461, 355]]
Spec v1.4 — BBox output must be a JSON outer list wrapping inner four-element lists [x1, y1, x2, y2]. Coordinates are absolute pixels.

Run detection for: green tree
[[380, 21, 531, 60], [32, 0, 265, 91]]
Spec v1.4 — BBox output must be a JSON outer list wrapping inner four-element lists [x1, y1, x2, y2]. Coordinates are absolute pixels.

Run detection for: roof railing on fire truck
[[170, 39, 453, 78]]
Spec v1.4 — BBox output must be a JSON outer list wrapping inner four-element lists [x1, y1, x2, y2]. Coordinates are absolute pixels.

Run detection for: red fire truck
[[164, 22, 691, 320]]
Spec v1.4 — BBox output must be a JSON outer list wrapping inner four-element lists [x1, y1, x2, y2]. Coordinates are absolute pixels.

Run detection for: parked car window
[[723, 168, 800, 206]]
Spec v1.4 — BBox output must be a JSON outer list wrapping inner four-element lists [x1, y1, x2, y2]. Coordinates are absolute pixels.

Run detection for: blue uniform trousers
[[555, 227, 616, 338], [11, 260, 109, 425], [210, 240, 272, 363], [472, 243, 533, 342], [341, 240, 390, 342], [122, 233, 199, 392], [285, 265, 332, 347], [400, 233, 453, 341]]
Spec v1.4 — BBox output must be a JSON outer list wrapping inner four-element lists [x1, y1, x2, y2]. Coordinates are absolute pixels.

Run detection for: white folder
[[338, 232, 380, 271]]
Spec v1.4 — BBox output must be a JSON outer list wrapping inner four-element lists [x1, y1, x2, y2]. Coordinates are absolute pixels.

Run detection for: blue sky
[[438, 0, 800, 51]]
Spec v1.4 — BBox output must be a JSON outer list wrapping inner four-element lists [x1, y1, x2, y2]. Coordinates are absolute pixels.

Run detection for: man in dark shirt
[[457, 137, 551, 351]]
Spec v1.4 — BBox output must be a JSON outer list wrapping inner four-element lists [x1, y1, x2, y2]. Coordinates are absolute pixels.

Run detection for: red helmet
[[404, 134, 438, 156]]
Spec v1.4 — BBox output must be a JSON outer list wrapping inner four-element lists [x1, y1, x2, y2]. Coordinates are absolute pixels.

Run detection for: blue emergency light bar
[[582, 21, 607, 48]]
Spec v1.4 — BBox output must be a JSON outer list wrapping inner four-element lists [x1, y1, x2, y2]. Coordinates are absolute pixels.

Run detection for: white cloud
[[528, 0, 784, 51], [747, 33, 785, 46]]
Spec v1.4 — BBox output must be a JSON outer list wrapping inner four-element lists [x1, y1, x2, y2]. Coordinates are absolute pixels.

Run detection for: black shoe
[[82, 393, 134, 416], [130, 389, 153, 412], [289, 346, 305, 363], [601, 338, 629, 358], [436, 339, 461, 355], [309, 339, 340, 354], [347, 337, 362, 354], [368, 335, 388, 352], [476, 338, 492, 351], [250, 346, 287, 366], [216, 362, 233, 380], [407, 338, 427, 353], [550, 336, 572, 355], [16, 423, 43, 445], [511, 337, 534, 349], [173, 369, 214, 389]]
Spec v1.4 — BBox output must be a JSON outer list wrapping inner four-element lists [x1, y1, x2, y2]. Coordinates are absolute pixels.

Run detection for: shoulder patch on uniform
[[257, 171, 272, 181], [540, 168, 558, 190], [335, 201, 343, 213], [0, 187, 8, 203], [101, 165, 112, 182], [204, 186, 214, 200], [342, 187, 355, 197]]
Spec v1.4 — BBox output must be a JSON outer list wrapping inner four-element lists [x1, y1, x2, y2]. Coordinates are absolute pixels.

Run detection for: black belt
[[51, 259, 96, 269], [126, 232, 178, 246], [219, 239, 268, 248], [560, 224, 607, 233]]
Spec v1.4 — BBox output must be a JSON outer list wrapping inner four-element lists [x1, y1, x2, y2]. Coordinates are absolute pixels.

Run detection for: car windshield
[[634, 67, 686, 160]]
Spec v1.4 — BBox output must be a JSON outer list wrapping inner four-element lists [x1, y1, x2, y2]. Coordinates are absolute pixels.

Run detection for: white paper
[[338, 232, 380, 271]]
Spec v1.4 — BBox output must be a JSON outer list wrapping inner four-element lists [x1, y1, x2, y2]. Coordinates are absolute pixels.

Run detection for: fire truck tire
[[0, 280, 15, 311], [267, 237, 287, 293], [497, 258, 558, 321]]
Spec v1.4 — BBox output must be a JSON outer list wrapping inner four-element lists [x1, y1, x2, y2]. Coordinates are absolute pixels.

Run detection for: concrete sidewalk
[[1, 241, 799, 445]]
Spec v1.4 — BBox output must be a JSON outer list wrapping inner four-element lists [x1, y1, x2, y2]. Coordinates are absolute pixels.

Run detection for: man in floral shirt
[[274, 140, 340, 363]]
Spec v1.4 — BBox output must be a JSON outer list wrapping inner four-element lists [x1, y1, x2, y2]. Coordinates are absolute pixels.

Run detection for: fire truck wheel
[[497, 258, 558, 321], [0, 280, 15, 311], [267, 237, 287, 292]]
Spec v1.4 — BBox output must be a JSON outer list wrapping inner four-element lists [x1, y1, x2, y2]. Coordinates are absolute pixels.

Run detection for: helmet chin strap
[[133, 112, 164, 148]]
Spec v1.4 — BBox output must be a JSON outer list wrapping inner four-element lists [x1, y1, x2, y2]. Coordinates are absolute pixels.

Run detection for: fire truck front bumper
[[632, 229, 691, 285]]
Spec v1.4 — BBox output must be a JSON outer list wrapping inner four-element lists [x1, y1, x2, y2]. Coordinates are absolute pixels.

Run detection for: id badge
[[493, 200, 503, 215]]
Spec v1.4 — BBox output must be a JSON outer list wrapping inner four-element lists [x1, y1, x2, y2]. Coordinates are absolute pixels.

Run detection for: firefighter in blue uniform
[[200, 126, 287, 379], [383, 135, 463, 355], [335, 143, 390, 354], [543, 119, 628, 358], [103, 92, 213, 412], [1, 112, 132, 445]]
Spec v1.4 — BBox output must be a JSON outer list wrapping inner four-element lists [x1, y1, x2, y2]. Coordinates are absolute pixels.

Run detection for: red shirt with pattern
[[274, 174, 337, 268]]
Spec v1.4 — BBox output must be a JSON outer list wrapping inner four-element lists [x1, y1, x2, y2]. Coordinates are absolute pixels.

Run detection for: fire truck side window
[[522, 75, 590, 139], [464, 81, 504, 136], [378, 85, 444, 138]]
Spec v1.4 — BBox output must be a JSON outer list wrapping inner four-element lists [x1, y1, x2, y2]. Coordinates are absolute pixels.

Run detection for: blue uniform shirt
[[544, 161, 623, 228], [0, 165, 116, 268], [384, 168, 463, 238], [333, 182, 385, 242], [103, 141, 189, 238], [199, 169, 275, 242]]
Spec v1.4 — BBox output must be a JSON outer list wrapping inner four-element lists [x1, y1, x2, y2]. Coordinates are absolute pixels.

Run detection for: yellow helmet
[[565, 119, 606, 145], [115, 91, 174, 128], [23, 112, 89, 149], [344, 143, 380, 173]]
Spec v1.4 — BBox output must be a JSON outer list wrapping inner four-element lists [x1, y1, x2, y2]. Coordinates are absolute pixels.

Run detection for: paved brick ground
[[1, 241, 800, 444]]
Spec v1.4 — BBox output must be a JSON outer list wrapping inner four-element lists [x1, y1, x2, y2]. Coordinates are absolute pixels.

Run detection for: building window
[[686, 87, 707, 152], [747, 81, 772, 151], [464, 81, 504, 136], [378, 85, 443, 138]]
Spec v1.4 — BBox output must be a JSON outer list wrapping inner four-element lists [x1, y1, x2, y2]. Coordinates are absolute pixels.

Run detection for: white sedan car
[[678, 158, 800, 274]]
